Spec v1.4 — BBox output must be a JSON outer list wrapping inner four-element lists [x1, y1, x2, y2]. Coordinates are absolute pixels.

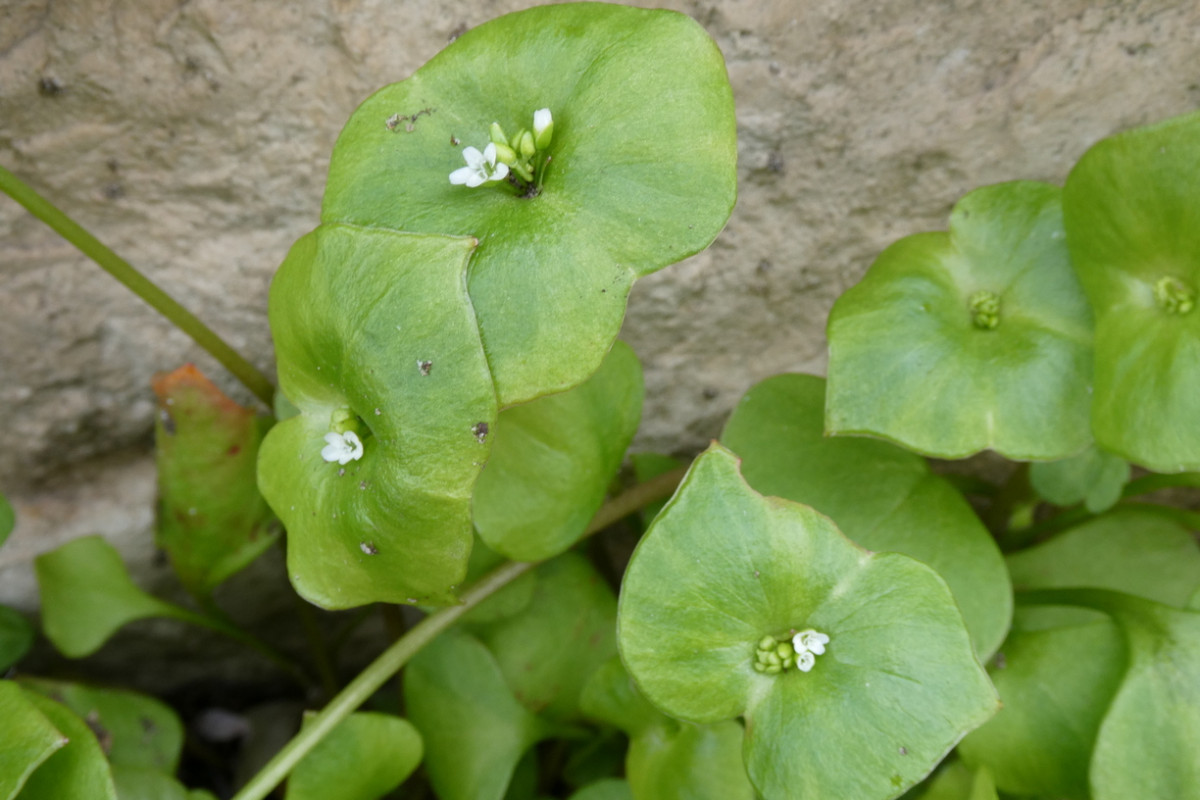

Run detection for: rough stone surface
[[2, 0, 1199, 678]]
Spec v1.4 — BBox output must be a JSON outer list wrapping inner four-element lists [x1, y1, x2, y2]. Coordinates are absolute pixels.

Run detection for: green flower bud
[[533, 108, 554, 150], [493, 143, 517, 165], [518, 130, 537, 159], [489, 122, 509, 147]]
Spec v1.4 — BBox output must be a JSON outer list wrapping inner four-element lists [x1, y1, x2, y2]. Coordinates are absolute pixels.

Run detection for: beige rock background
[[1, 0, 1198, 679]]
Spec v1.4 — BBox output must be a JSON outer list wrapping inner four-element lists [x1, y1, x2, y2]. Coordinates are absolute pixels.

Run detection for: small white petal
[[487, 161, 509, 182], [482, 142, 498, 167], [461, 146, 486, 169], [795, 650, 816, 672], [533, 108, 552, 136], [321, 431, 364, 465], [342, 431, 364, 462], [449, 166, 476, 185], [793, 629, 830, 656]]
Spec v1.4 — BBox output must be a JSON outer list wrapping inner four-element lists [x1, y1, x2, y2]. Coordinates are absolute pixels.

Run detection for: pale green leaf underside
[[323, 3, 736, 406], [404, 630, 547, 800], [473, 341, 643, 561], [826, 181, 1092, 460], [259, 225, 496, 608], [34, 535, 193, 658], [721, 373, 1011, 658], [618, 444, 998, 800], [1063, 110, 1200, 472], [286, 712, 423, 800], [0, 682, 66, 800]]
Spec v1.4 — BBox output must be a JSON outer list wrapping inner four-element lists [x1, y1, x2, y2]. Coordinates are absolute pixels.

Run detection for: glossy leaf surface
[[0, 682, 65, 800], [286, 712, 422, 800], [721, 373, 1010, 657], [405, 630, 548, 800], [474, 341, 643, 561], [826, 181, 1092, 459], [16, 690, 116, 800], [0, 607, 33, 672], [259, 226, 495, 608], [618, 445, 999, 800], [1028, 445, 1129, 513], [19, 679, 183, 774], [34, 535, 193, 658], [153, 364, 278, 597], [1062, 110, 1200, 472], [468, 553, 616, 721], [323, 3, 736, 406]]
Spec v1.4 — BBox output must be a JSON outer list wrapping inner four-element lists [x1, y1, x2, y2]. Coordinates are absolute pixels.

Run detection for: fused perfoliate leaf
[[721, 373, 1011, 658], [826, 181, 1093, 460], [323, 3, 736, 407], [34, 535, 199, 658], [18, 679, 184, 775], [258, 226, 496, 608], [467, 553, 617, 722], [0, 607, 33, 673], [1062, 110, 1200, 472], [285, 712, 423, 800], [16, 689, 117, 800], [404, 630, 549, 800], [0, 681, 66, 800], [618, 444, 999, 800], [1028, 445, 1129, 513], [473, 341, 643, 561], [153, 364, 278, 597]]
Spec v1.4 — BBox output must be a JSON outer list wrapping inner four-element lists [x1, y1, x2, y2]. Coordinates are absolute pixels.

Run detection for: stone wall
[[2, 0, 1198, 631]]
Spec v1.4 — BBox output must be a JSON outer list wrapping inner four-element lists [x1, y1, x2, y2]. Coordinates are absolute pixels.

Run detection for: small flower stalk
[[753, 628, 831, 675], [449, 108, 554, 197]]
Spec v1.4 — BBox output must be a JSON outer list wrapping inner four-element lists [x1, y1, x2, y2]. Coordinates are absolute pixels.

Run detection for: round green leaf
[[956, 615, 1126, 799], [568, 780, 633, 800], [721, 373, 1011, 658], [404, 629, 548, 800], [0, 682, 66, 800], [153, 364, 278, 597], [258, 225, 496, 608], [17, 679, 183, 774], [826, 181, 1093, 460], [618, 444, 999, 800], [1062, 110, 1200, 472], [34, 535, 195, 658], [323, 3, 736, 407], [17, 690, 116, 800], [467, 553, 617, 722], [905, 760, 997, 800], [1028, 445, 1129, 513], [0, 607, 33, 673], [111, 767, 191, 800], [285, 712, 422, 800], [473, 341, 643, 561]]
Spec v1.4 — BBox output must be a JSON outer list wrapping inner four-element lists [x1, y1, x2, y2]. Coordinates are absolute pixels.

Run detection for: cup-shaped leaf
[[0, 681, 67, 800], [467, 553, 617, 722], [18, 679, 184, 774], [15, 689, 116, 800], [258, 225, 496, 608], [473, 341, 643, 561], [1062, 111, 1200, 471], [285, 712, 423, 800], [1028, 445, 1129, 513], [721, 373, 1011, 658], [404, 629, 548, 800], [153, 364, 278, 597], [618, 444, 999, 800], [34, 535, 196, 658], [0, 607, 33, 672], [827, 181, 1093, 460], [323, 3, 736, 407]]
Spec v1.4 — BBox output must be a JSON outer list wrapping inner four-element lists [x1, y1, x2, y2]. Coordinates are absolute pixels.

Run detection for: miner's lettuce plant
[[1, 4, 1199, 800]]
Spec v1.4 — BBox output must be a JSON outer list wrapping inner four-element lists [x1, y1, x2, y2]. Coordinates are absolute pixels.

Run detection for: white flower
[[533, 108, 553, 149], [795, 650, 816, 672], [449, 143, 509, 187], [793, 629, 830, 656], [321, 431, 364, 465]]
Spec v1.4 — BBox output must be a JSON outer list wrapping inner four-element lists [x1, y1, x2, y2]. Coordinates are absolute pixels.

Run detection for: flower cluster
[[449, 108, 554, 196], [753, 628, 831, 675], [321, 431, 363, 465]]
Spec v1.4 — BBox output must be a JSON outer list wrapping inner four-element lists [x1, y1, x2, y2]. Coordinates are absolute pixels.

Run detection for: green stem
[[230, 466, 687, 800], [171, 605, 314, 689], [0, 165, 275, 407], [1123, 471, 1200, 498]]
